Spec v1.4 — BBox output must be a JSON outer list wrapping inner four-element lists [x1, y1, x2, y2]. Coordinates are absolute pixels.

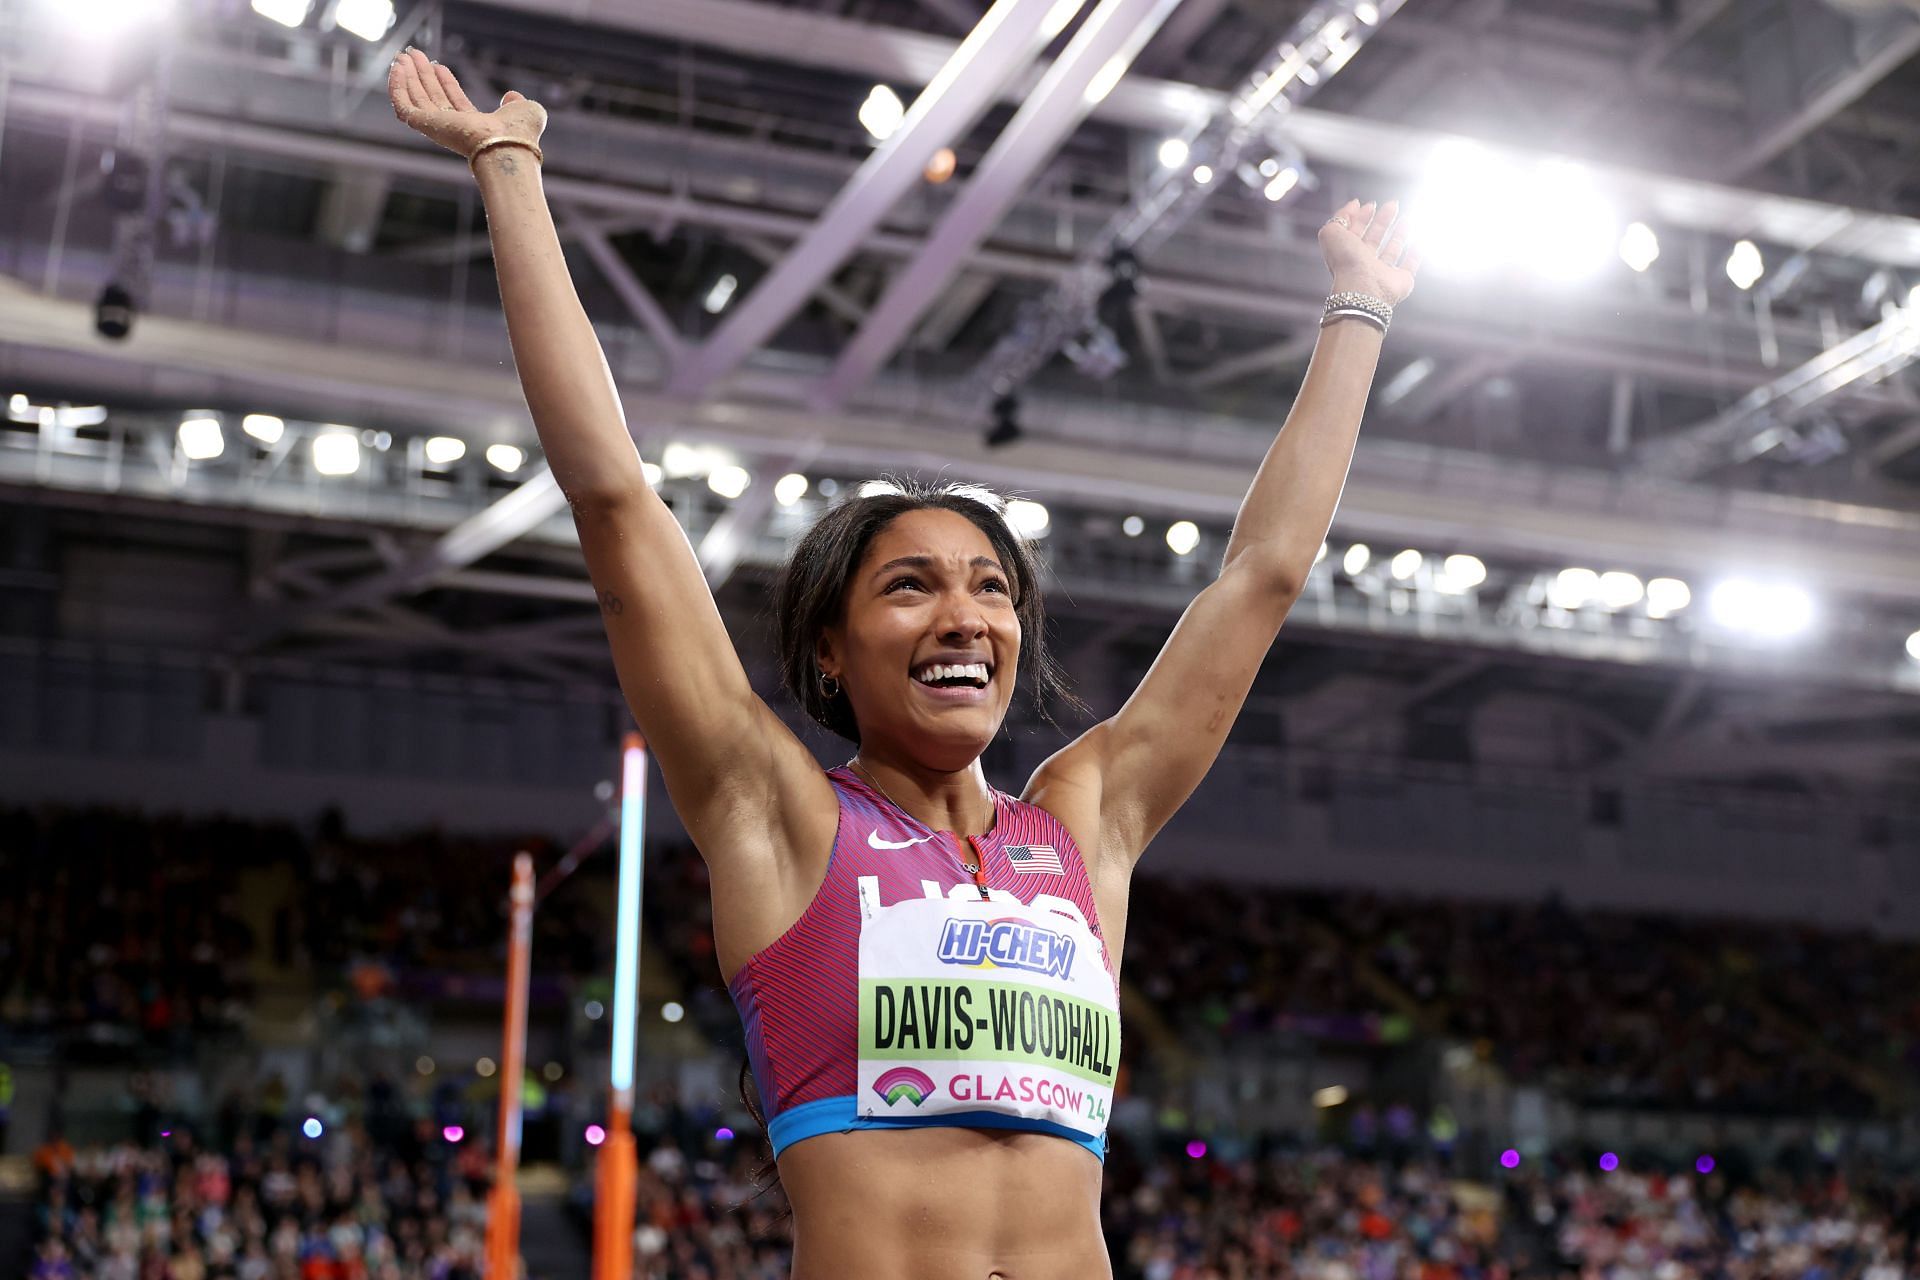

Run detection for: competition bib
[[856, 891, 1121, 1138]]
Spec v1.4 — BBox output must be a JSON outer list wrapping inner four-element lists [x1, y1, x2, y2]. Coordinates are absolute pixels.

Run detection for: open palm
[[1319, 198, 1419, 305], [388, 47, 546, 159]]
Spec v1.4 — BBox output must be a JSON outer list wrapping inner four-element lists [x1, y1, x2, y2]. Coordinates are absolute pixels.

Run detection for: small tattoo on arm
[[499, 154, 518, 176], [598, 589, 624, 616]]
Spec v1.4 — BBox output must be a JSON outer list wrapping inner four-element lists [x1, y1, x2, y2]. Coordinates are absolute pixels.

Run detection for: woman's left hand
[[1319, 198, 1418, 305]]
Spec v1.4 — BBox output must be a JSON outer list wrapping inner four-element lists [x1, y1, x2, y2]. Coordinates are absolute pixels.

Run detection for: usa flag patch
[[1005, 844, 1063, 876]]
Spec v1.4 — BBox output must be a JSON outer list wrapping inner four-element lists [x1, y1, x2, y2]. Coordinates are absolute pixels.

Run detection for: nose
[[935, 587, 988, 643]]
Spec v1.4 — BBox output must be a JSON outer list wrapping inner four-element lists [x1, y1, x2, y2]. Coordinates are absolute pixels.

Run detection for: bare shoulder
[[1020, 725, 1118, 871]]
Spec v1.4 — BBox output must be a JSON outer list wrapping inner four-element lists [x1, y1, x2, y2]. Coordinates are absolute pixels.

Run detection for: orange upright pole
[[485, 853, 535, 1280], [593, 733, 647, 1280]]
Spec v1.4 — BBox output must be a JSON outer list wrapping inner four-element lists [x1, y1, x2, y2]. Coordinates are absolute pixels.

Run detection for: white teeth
[[914, 662, 990, 685]]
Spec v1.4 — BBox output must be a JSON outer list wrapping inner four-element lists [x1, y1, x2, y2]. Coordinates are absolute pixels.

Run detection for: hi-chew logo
[[937, 916, 1076, 980], [872, 1066, 937, 1107]]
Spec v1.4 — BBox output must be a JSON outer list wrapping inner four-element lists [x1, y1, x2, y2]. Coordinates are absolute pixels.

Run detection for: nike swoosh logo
[[867, 831, 935, 850]]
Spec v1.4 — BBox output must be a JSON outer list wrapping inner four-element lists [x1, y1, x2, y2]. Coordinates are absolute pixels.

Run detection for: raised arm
[[388, 51, 827, 853], [1030, 199, 1418, 868]]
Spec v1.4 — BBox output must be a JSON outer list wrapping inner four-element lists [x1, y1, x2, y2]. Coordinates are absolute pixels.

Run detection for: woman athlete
[[390, 47, 1417, 1280]]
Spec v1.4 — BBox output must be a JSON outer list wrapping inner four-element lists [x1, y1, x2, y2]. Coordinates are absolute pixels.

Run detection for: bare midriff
[[776, 1125, 1113, 1280]]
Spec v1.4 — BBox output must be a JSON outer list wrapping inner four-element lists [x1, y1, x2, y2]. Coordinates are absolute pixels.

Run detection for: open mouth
[[912, 661, 992, 690]]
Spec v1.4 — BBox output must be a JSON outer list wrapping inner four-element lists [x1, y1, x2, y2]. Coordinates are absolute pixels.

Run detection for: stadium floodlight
[[1906, 629, 1920, 662], [1436, 553, 1486, 594], [1414, 140, 1521, 278], [859, 85, 906, 143], [642, 462, 663, 487], [486, 443, 525, 473], [1157, 138, 1189, 169], [1312, 1085, 1348, 1108], [251, 0, 312, 26], [177, 416, 224, 461], [1619, 222, 1660, 272], [707, 464, 751, 499], [702, 274, 738, 315], [1707, 577, 1815, 638], [1166, 520, 1200, 555], [774, 473, 809, 507], [1646, 577, 1691, 618], [1005, 499, 1050, 538], [1122, 515, 1145, 537], [1726, 240, 1764, 290], [661, 1002, 684, 1023], [242, 414, 285, 445], [1598, 571, 1645, 609], [1525, 161, 1616, 283], [1548, 567, 1600, 610], [43, 0, 174, 38], [1390, 548, 1423, 580], [332, 0, 394, 41], [1342, 543, 1370, 576], [311, 431, 360, 476], [424, 436, 466, 465], [1354, 1, 1380, 21], [1263, 166, 1301, 202], [1315, 542, 1328, 564], [1191, 164, 1214, 185]]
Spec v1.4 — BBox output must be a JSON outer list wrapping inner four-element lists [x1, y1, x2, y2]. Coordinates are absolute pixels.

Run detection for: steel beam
[[666, 0, 1064, 398], [815, 0, 1183, 408]]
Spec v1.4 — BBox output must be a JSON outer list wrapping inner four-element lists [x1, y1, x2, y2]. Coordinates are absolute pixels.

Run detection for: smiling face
[[818, 508, 1023, 770]]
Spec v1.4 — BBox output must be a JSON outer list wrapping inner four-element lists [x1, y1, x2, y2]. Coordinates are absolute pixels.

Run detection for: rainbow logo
[[872, 1066, 937, 1107]]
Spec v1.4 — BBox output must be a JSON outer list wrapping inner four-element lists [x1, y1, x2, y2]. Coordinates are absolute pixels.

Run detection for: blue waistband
[[767, 1095, 1106, 1162]]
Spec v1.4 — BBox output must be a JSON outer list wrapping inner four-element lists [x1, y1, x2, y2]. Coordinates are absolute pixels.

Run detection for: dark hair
[[771, 479, 1078, 743]]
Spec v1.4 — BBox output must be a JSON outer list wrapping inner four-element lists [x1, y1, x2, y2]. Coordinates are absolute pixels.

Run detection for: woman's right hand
[[388, 47, 546, 161]]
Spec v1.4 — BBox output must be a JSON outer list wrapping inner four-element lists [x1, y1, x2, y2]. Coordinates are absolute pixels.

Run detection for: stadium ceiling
[[4, 0, 1920, 793]]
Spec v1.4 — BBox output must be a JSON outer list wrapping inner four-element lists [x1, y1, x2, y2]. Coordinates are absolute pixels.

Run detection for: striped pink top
[[727, 764, 1119, 1159]]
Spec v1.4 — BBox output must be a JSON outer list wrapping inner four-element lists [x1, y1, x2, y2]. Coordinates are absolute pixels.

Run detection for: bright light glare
[[251, 0, 312, 25], [1436, 553, 1486, 593], [1342, 543, 1370, 576], [177, 417, 224, 461], [1548, 567, 1600, 610], [486, 443, 525, 473], [703, 273, 739, 315], [774, 473, 809, 507], [476, 1057, 497, 1078], [1263, 166, 1301, 202], [1907, 629, 1920, 662], [1646, 577, 1691, 618], [1390, 549, 1422, 580], [708, 464, 751, 499], [642, 461, 663, 487], [333, 0, 395, 41], [661, 1001, 685, 1023], [1598, 570, 1644, 609], [425, 436, 466, 465], [1312, 1085, 1349, 1108], [585, 1124, 607, 1146], [1316, 542, 1328, 564], [1726, 240, 1764, 290], [311, 432, 361, 477], [1708, 578, 1814, 638], [302, 1117, 323, 1139], [1413, 141, 1522, 277], [1041, 0, 1085, 39], [1619, 222, 1660, 273], [1354, 1, 1380, 22], [442, 1125, 464, 1143], [1524, 160, 1616, 283], [1005, 498, 1051, 538], [1909, 283, 1920, 312], [242, 414, 285, 444], [1192, 164, 1214, 186], [859, 85, 906, 142], [1166, 520, 1200, 556], [1122, 515, 1145, 537], [1084, 56, 1129, 106], [1157, 137, 1190, 169]]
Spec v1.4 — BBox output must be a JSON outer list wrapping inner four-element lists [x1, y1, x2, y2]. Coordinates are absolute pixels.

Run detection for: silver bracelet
[[1323, 290, 1392, 330], [1321, 307, 1387, 332]]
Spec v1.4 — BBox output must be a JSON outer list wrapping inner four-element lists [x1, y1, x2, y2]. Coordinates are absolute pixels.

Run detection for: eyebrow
[[871, 554, 1006, 581]]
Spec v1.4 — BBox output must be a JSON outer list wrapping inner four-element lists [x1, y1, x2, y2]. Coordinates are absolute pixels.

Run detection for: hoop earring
[[819, 672, 841, 699]]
